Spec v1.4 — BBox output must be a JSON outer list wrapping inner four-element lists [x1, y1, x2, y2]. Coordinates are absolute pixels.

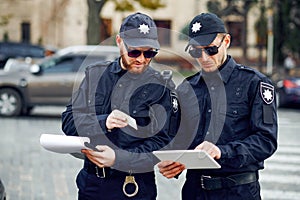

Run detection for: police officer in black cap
[[62, 12, 178, 200], [158, 13, 278, 200]]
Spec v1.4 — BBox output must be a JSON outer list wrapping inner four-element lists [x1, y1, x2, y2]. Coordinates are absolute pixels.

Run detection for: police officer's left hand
[[195, 141, 221, 159], [157, 161, 186, 179], [106, 110, 128, 130], [82, 145, 116, 168]]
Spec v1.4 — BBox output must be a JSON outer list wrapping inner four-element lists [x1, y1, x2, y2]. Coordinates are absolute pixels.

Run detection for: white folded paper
[[112, 109, 137, 130], [40, 134, 90, 154]]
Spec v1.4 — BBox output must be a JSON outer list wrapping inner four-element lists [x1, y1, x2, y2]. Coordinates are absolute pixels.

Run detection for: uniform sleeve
[[61, 74, 109, 141], [218, 77, 278, 169]]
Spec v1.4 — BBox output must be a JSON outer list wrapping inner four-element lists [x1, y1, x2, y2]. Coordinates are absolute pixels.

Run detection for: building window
[[154, 20, 171, 47], [227, 21, 242, 47], [21, 22, 30, 43]]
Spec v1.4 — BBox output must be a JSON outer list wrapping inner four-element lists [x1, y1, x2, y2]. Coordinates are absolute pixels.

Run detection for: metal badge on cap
[[192, 22, 202, 33], [138, 24, 150, 34]]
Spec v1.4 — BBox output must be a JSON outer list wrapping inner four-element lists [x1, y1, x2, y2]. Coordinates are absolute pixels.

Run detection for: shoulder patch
[[260, 82, 274, 104], [170, 91, 179, 113]]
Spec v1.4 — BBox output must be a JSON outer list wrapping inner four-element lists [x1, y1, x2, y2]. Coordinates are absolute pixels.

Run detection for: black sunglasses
[[188, 35, 226, 58], [124, 42, 158, 58]]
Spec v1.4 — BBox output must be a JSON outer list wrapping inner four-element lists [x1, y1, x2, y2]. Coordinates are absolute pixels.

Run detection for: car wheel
[[0, 88, 23, 116]]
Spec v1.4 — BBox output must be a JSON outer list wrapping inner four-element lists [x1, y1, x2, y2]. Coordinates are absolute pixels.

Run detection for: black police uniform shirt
[[175, 55, 278, 176], [61, 58, 178, 173]]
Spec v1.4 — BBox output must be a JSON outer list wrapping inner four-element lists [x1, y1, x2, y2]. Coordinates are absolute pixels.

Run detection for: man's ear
[[224, 34, 231, 48], [116, 35, 122, 47]]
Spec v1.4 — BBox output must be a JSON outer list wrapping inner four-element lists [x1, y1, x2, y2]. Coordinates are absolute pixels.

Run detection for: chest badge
[[260, 82, 274, 104]]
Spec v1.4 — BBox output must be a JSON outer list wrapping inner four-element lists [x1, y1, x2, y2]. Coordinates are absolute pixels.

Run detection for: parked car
[[2, 57, 37, 72], [0, 41, 46, 69], [0, 45, 119, 117], [276, 76, 300, 107], [0, 178, 6, 200]]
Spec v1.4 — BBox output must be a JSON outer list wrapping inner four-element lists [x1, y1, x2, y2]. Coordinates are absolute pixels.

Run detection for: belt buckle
[[201, 175, 211, 189], [95, 166, 106, 178]]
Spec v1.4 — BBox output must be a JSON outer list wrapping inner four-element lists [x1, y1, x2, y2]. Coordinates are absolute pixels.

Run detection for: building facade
[[0, 0, 269, 67]]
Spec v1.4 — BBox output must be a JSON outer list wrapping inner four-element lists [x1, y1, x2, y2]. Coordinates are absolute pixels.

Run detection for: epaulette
[[237, 64, 266, 79], [237, 64, 255, 72]]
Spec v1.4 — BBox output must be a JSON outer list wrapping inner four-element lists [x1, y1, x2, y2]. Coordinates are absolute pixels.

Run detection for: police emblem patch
[[170, 92, 178, 113], [138, 24, 150, 34], [260, 82, 274, 104], [191, 22, 202, 33]]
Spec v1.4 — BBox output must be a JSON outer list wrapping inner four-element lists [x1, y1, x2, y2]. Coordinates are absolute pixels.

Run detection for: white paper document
[[112, 109, 137, 130], [40, 134, 91, 154], [153, 150, 221, 169]]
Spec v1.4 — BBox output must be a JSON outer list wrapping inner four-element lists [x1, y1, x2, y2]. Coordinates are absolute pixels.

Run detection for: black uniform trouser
[[182, 172, 261, 200], [76, 165, 156, 200]]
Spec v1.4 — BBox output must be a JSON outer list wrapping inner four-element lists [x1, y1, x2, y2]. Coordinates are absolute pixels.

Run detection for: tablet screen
[[153, 150, 221, 169]]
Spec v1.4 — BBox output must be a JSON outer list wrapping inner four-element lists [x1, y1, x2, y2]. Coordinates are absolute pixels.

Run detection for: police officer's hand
[[82, 145, 116, 167], [106, 110, 128, 130], [195, 141, 221, 159], [157, 161, 186, 179]]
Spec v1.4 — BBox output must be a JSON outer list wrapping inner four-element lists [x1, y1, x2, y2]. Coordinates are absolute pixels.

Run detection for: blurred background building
[[0, 0, 299, 72]]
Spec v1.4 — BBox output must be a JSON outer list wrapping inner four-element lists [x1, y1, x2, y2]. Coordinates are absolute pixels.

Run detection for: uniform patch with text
[[170, 92, 178, 113]]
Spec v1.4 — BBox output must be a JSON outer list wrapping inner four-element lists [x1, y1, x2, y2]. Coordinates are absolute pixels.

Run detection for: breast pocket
[[92, 93, 106, 113], [220, 104, 250, 141]]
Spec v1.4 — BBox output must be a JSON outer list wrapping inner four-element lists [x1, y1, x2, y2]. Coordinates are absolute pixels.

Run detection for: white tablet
[[153, 150, 221, 169]]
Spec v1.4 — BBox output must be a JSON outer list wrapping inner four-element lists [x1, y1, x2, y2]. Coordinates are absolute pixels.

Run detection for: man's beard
[[120, 54, 149, 74]]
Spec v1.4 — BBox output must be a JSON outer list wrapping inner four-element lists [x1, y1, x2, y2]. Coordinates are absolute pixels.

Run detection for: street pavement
[[0, 107, 300, 199]]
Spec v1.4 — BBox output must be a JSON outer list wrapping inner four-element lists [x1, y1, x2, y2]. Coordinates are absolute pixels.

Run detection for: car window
[[43, 57, 75, 73], [73, 56, 86, 71]]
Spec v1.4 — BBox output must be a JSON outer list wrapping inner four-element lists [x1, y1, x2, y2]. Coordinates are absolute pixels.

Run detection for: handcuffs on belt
[[122, 171, 139, 197]]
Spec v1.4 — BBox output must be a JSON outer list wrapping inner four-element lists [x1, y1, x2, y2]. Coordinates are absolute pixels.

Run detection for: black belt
[[200, 172, 258, 190]]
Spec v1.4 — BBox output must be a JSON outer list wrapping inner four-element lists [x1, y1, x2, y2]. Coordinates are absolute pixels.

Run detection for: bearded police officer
[[158, 13, 278, 200], [62, 12, 178, 200]]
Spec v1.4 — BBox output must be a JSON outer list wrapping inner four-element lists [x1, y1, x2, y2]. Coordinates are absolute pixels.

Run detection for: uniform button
[[112, 105, 117, 108], [133, 110, 137, 114], [236, 92, 240, 96], [206, 131, 210, 135], [118, 84, 123, 87], [233, 110, 238, 114], [88, 99, 91, 104], [208, 109, 212, 113], [211, 87, 215, 90]]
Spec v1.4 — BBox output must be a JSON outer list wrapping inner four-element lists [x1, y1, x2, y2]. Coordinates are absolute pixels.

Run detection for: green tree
[[273, 0, 300, 66], [255, 0, 267, 71], [0, 14, 13, 41], [87, 0, 165, 45]]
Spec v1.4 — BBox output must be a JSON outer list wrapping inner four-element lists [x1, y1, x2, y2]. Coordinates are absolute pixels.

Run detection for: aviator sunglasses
[[124, 42, 158, 58], [187, 35, 226, 58]]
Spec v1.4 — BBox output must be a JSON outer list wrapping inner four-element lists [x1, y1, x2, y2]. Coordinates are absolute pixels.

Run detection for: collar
[[190, 55, 236, 85], [109, 58, 125, 74]]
